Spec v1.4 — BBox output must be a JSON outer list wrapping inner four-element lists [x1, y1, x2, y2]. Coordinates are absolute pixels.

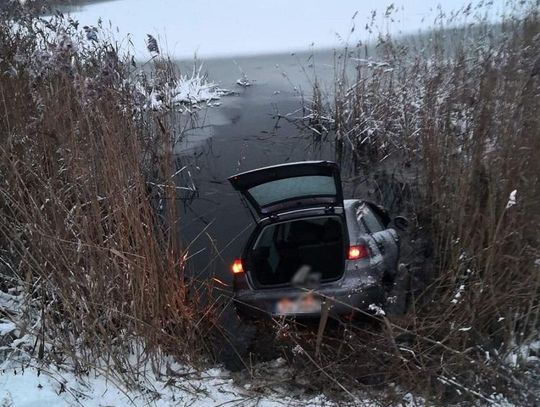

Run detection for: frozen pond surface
[[60, 0, 507, 59]]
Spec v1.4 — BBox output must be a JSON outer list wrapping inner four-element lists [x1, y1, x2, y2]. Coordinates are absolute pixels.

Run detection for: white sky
[[68, 0, 508, 59]]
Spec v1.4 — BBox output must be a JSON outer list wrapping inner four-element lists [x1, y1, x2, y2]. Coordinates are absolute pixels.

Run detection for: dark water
[[173, 50, 420, 286], [144, 42, 425, 374], [175, 86, 339, 287], [174, 56, 411, 287], [163, 52, 421, 368]]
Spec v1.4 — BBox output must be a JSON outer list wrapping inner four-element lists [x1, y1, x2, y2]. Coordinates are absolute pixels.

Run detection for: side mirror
[[393, 216, 409, 231]]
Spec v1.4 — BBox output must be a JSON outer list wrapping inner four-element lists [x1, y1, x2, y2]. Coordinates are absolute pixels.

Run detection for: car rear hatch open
[[229, 161, 347, 288], [228, 161, 344, 221]]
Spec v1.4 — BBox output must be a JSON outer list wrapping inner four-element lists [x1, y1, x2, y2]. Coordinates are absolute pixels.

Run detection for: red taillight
[[231, 259, 244, 274], [348, 245, 368, 260]]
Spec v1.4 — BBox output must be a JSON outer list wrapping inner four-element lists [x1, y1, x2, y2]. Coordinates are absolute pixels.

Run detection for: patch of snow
[[137, 67, 232, 111], [0, 291, 23, 315], [0, 320, 16, 336], [0, 285, 344, 407], [0, 362, 344, 407], [10, 334, 33, 349], [171, 72, 230, 104], [236, 76, 252, 87], [292, 345, 304, 355], [368, 303, 385, 316], [145, 89, 164, 110], [504, 338, 540, 368], [351, 58, 392, 69], [451, 284, 465, 304], [506, 189, 517, 209]]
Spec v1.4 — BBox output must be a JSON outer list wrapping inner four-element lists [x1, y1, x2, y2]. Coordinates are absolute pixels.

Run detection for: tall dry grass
[[291, 2, 540, 404], [0, 4, 217, 378]]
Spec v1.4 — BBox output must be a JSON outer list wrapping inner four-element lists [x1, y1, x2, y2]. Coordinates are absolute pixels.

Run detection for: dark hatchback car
[[228, 161, 406, 319]]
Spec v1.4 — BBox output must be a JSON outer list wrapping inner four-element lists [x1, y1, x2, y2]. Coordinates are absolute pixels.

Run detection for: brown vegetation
[[0, 4, 216, 378], [1, 1, 538, 405], [289, 2, 540, 405]]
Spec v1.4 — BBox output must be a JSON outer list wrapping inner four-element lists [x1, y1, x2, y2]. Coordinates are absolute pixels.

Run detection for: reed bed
[[286, 2, 540, 404], [0, 3, 217, 381]]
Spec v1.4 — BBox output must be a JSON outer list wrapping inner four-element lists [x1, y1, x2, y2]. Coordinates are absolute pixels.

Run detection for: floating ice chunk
[[236, 76, 252, 87]]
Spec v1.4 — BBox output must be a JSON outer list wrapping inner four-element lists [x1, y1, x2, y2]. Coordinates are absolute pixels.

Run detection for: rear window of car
[[253, 216, 341, 248], [356, 203, 384, 233], [248, 175, 336, 207]]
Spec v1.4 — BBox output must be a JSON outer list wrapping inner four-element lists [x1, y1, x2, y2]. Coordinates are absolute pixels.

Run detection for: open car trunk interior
[[248, 216, 345, 287]]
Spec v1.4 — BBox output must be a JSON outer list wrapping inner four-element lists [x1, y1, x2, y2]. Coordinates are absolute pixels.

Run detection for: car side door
[[356, 202, 399, 275]]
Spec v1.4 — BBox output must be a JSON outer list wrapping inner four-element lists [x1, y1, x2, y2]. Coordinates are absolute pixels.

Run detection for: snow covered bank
[[0, 364, 336, 407], [0, 286, 337, 406], [0, 286, 405, 407]]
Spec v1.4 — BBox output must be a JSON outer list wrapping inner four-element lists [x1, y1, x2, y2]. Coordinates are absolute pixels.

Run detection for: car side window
[[356, 203, 384, 233]]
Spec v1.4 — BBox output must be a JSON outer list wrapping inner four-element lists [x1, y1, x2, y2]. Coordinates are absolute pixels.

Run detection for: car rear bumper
[[233, 283, 385, 319]]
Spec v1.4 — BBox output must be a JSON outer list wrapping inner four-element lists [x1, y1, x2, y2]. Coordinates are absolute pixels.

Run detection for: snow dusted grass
[[0, 287, 347, 407], [1, 365, 335, 407], [1, 363, 362, 407], [138, 64, 232, 111], [172, 69, 230, 106], [298, 1, 540, 405]]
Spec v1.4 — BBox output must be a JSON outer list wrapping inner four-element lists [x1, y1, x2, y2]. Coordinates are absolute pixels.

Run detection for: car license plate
[[275, 293, 321, 315]]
